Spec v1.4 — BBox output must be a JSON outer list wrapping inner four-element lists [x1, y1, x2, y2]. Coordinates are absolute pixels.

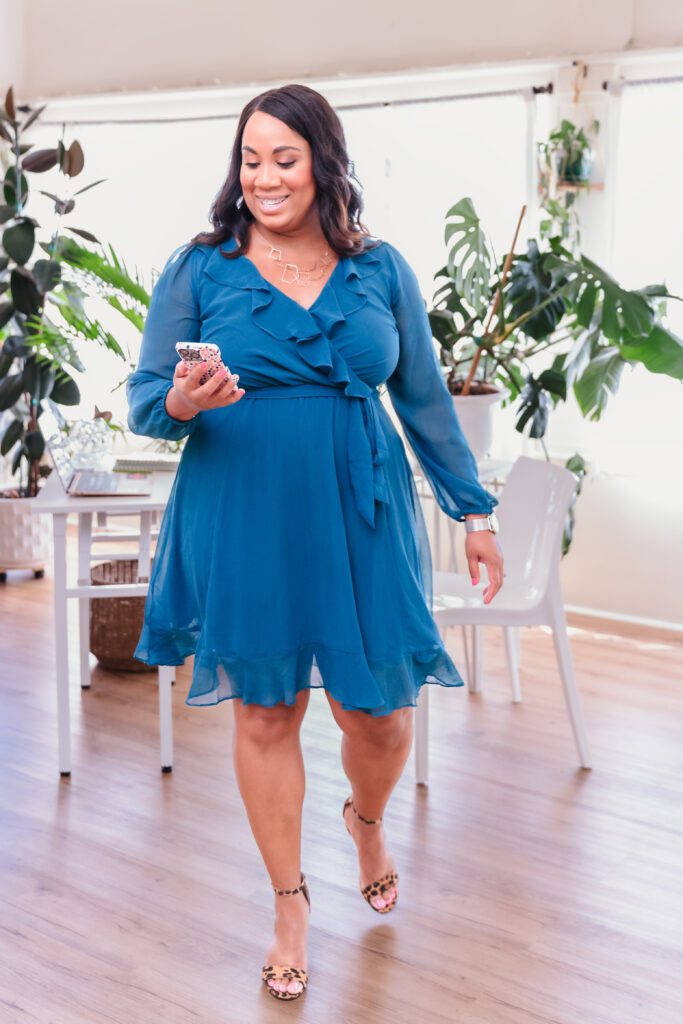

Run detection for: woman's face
[[239, 110, 317, 233]]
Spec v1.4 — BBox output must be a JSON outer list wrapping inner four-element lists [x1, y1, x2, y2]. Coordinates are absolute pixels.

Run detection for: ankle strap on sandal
[[350, 798, 382, 825], [272, 871, 307, 895]]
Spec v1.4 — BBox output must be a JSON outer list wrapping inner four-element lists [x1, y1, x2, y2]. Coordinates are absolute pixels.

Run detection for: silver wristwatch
[[464, 511, 499, 535]]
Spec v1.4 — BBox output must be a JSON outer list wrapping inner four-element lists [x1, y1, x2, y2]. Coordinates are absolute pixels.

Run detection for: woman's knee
[[233, 689, 308, 745], [327, 694, 413, 746]]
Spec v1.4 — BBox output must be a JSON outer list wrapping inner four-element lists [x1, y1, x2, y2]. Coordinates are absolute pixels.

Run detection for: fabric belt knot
[[241, 382, 390, 528]]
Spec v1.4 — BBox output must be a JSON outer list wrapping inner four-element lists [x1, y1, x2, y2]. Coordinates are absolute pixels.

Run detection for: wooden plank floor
[[1, 528, 682, 1024]]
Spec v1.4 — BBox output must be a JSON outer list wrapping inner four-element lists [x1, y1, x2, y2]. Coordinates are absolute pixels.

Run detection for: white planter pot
[[452, 386, 509, 461], [0, 494, 52, 574]]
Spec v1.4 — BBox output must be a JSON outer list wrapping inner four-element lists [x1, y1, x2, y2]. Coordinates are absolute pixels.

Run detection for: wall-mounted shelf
[[556, 181, 604, 191]]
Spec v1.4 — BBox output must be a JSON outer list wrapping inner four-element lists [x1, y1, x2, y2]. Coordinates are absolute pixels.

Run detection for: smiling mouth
[[257, 196, 289, 208]]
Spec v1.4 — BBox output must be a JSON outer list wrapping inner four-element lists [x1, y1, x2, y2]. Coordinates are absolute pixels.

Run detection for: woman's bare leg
[[325, 693, 414, 910], [231, 687, 310, 996]]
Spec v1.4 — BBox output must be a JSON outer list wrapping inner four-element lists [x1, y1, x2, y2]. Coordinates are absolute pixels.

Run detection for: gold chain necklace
[[252, 223, 332, 286]]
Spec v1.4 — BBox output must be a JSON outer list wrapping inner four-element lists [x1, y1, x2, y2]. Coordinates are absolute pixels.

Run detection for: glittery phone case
[[175, 341, 226, 386]]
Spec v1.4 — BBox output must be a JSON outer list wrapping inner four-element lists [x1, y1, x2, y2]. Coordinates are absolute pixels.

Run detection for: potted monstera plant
[[427, 196, 683, 550], [0, 85, 149, 578]]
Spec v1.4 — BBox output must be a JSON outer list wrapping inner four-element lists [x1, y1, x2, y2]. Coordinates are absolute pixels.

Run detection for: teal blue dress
[[126, 234, 498, 715]]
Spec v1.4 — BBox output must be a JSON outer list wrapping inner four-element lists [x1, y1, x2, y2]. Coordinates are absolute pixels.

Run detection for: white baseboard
[[565, 598, 679, 630]]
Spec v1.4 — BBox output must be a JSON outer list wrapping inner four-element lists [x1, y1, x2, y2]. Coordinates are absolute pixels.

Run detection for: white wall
[[6, 0, 683, 99], [0, 0, 24, 93]]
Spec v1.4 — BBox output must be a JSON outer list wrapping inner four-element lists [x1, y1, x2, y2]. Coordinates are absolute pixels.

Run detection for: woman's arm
[[384, 242, 499, 522], [126, 243, 206, 440]]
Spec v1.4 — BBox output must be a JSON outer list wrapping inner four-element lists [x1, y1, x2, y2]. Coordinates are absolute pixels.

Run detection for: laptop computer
[[39, 402, 153, 497]]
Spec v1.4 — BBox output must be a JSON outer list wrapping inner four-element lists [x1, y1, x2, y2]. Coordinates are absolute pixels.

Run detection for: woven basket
[[89, 559, 156, 672]]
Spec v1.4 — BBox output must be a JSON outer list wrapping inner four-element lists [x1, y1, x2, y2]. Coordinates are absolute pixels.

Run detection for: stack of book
[[112, 451, 181, 473]]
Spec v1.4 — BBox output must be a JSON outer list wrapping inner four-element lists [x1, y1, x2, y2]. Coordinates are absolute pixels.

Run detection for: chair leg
[[503, 625, 522, 702], [414, 680, 429, 785], [548, 578, 592, 769], [469, 625, 483, 693], [460, 623, 472, 687]]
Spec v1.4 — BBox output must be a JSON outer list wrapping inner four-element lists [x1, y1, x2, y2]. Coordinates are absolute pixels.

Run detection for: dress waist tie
[[240, 383, 390, 528]]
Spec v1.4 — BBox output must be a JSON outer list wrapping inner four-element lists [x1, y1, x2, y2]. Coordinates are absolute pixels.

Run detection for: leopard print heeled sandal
[[261, 871, 310, 1001], [342, 795, 399, 914]]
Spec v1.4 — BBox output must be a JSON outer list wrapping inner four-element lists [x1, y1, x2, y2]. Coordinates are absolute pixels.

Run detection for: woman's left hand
[[465, 532, 504, 605]]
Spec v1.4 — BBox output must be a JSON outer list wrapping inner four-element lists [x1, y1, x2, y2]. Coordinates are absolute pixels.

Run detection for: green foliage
[[0, 85, 149, 497], [430, 190, 681, 555], [429, 195, 682, 433]]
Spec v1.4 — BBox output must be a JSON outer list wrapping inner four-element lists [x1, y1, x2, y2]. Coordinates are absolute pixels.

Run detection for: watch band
[[464, 513, 497, 534]]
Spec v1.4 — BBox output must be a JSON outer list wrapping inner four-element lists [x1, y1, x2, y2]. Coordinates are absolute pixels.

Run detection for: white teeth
[[259, 196, 287, 206]]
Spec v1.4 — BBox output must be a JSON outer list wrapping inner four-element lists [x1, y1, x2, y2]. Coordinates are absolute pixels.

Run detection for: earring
[[236, 194, 244, 210]]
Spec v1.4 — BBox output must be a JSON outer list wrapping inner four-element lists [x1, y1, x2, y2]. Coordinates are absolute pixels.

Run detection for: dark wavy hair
[[189, 83, 380, 259]]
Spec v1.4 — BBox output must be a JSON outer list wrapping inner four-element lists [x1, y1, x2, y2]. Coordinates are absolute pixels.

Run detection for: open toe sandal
[[261, 871, 310, 1001], [342, 795, 399, 914]]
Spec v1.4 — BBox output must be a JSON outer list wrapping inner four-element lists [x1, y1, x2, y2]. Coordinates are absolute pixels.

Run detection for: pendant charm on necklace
[[266, 244, 332, 287]]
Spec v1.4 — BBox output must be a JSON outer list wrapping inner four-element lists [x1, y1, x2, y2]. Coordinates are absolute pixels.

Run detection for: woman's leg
[[231, 687, 310, 996], [325, 693, 414, 910]]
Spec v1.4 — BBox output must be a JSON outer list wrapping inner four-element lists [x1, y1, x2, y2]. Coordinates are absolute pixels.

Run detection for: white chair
[[414, 455, 592, 782]]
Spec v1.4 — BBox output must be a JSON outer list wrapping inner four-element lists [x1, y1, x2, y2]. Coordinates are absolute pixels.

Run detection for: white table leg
[[137, 511, 152, 582], [159, 666, 174, 772], [414, 681, 429, 786], [78, 511, 92, 689], [53, 513, 72, 776]]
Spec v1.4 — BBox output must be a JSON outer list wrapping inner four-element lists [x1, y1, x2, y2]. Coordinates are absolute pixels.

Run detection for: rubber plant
[[0, 85, 150, 498]]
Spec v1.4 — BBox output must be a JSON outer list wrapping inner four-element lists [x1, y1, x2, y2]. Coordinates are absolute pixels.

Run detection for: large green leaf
[[22, 356, 56, 401], [1, 416, 23, 455], [444, 197, 492, 314], [544, 253, 656, 342], [49, 368, 80, 404], [3, 166, 28, 206], [619, 323, 683, 378], [24, 429, 45, 461], [0, 371, 25, 410], [515, 373, 553, 438], [573, 346, 625, 420], [506, 240, 567, 340], [0, 301, 14, 328], [3, 219, 35, 264], [49, 237, 150, 306], [33, 258, 62, 292], [11, 267, 42, 316]]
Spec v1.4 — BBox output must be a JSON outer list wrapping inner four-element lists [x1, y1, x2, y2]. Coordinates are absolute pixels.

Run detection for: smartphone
[[175, 341, 228, 386]]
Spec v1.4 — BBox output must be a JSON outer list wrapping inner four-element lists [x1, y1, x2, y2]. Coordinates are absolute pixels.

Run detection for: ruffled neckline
[[201, 233, 384, 342], [200, 232, 385, 397]]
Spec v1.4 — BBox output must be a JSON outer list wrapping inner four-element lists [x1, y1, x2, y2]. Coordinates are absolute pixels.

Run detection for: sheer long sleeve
[[126, 243, 204, 441], [384, 243, 499, 522]]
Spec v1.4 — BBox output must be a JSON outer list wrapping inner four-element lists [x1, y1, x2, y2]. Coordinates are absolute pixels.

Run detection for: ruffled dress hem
[[132, 628, 464, 717]]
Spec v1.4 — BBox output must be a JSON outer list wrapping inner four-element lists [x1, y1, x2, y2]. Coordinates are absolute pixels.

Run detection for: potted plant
[[427, 196, 683, 550], [539, 117, 599, 186], [537, 117, 600, 252], [0, 85, 150, 578]]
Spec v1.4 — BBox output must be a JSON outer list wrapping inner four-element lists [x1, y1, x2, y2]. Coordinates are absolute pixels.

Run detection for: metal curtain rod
[[35, 81, 555, 128], [602, 73, 683, 90]]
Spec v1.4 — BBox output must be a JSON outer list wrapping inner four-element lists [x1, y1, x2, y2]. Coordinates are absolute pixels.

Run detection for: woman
[[127, 82, 504, 1001]]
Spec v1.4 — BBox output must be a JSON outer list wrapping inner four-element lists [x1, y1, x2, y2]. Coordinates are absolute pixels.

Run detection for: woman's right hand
[[169, 353, 246, 415]]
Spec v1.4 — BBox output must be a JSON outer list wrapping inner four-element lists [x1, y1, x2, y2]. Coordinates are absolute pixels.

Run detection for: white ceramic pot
[[452, 386, 509, 461], [0, 494, 52, 574]]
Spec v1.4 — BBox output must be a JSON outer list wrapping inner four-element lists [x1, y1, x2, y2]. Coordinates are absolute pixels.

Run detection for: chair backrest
[[493, 456, 578, 594]]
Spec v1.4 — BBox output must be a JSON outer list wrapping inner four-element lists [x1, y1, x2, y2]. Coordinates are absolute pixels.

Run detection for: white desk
[[32, 469, 178, 777]]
